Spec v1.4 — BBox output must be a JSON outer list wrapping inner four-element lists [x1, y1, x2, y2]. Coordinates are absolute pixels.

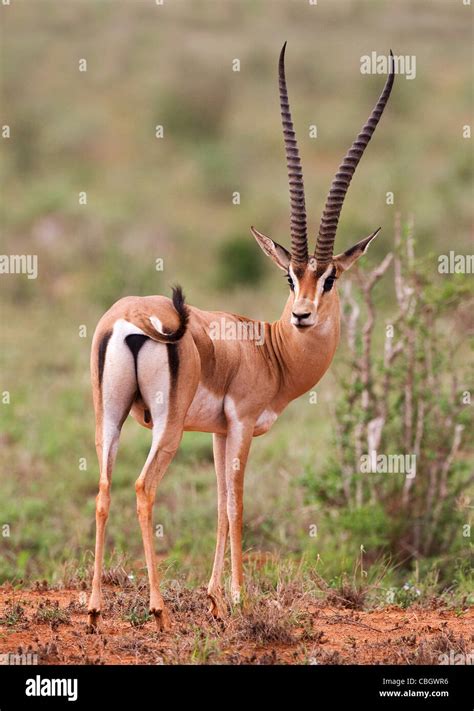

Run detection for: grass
[[0, 0, 472, 608], [123, 601, 152, 629], [190, 629, 222, 665], [1, 292, 471, 600], [33, 600, 71, 628], [234, 604, 295, 646], [0, 601, 27, 628]]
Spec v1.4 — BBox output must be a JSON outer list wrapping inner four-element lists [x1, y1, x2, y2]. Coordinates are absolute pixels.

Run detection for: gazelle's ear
[[250, 226, 291, 271], [333, 228, 381, 275]]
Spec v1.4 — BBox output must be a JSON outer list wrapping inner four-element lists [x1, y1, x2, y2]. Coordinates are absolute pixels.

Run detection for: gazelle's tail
[[145, 285, 189, 343]]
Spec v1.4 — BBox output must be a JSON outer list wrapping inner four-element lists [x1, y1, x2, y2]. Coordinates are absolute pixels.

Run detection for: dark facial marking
[[286, 272, 295, 291], [323, 267, 337, 293], [98, 330, 112, 387], [291, 264, 306, 279]]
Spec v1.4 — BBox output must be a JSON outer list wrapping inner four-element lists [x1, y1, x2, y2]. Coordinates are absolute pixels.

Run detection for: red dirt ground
[[1, 585, 472, 665]]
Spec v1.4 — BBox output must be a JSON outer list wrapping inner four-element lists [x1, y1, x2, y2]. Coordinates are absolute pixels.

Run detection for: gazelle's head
[[252, 43, 394, 330]]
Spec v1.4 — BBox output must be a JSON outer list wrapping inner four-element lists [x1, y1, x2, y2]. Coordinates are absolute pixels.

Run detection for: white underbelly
[[253, 408, 278, 436], [184, 387, 279, 436], [184, 384, 226, 433]]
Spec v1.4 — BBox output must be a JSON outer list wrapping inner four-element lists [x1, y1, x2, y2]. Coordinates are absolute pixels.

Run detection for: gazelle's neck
[[268, 292, 340, 405]]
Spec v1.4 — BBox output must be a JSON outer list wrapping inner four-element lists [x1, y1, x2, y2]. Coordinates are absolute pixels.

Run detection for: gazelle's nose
[[292, 310, 312, 327], [292, 311, 311, 321]]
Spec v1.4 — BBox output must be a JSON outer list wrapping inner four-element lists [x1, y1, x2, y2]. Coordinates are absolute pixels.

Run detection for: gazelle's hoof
[[150, 607, 170, 631], [207, 591, 228, 619], [87, 609, 101, 632]]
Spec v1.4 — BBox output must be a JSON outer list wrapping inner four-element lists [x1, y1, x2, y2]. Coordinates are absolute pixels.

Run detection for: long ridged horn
[[279, 42, 308, 265], [315, 50, 395, 264]]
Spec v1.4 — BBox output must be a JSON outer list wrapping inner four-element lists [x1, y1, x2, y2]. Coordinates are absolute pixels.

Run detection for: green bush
[[321, 216, 473, 575], [216, 235, 266, 290]]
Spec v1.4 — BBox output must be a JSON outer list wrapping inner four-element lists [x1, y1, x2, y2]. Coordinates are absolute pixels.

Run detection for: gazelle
[[88, 44, 395, 629]]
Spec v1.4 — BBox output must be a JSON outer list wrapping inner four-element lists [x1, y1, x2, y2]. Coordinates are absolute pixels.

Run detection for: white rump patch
[[101, 319, 147, 471]]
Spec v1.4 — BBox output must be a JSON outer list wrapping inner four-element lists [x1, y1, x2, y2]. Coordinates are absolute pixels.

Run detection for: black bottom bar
[[0, 664, 471, 709]]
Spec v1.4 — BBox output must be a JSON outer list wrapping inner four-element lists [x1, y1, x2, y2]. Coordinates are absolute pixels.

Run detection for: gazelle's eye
[[323, 275, 335, 293], [287, 273, 295, 291]]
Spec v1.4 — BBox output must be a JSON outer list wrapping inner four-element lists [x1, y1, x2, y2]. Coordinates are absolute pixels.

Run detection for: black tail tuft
[[169, 285, 189, 341]]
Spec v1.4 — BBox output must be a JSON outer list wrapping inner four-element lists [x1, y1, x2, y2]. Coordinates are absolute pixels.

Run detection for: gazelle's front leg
[[224, 417, 254, 605], [207, 433, 229, 618]]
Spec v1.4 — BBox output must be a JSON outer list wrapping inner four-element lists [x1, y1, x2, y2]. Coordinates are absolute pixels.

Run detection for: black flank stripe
[[166, 343, 180, 386], [98, 330, 113, 387]]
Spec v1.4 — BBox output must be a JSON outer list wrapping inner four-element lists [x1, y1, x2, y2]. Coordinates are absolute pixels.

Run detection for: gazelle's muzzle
[[291, 297, 317, 328]]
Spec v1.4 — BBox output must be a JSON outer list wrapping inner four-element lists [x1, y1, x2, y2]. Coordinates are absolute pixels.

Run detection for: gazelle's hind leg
[[135, 340, 198, 630], [88, 326, 137, 628], [134, 426, 181, 630]]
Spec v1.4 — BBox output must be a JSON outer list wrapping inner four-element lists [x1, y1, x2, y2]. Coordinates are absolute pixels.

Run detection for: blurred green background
[[0, 1, 472, 594]]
